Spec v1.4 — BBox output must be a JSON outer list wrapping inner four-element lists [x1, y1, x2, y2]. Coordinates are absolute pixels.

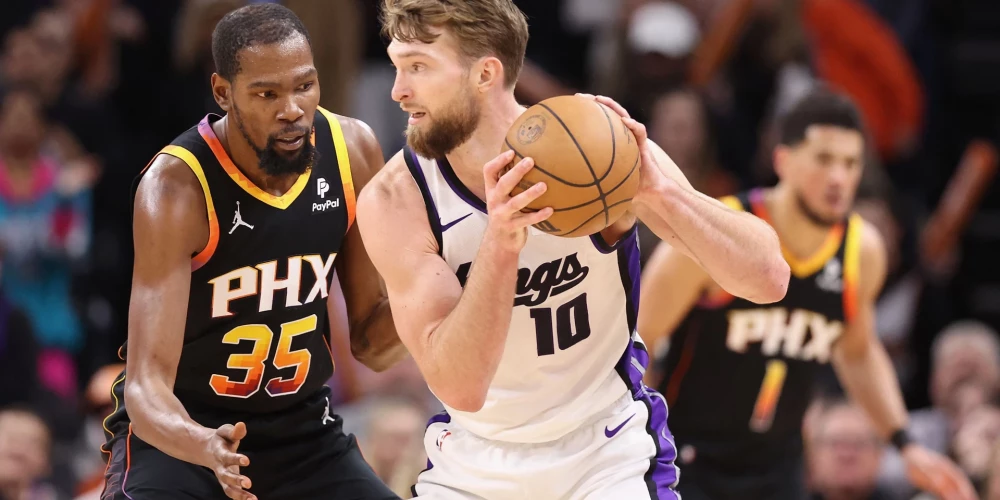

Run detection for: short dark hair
[[211, 3, 311, 81], [779, 88, 864, 146]]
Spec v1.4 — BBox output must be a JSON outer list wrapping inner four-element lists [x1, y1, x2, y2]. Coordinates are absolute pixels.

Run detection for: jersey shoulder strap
[[316, 106, 356, 229], [842, 212, 865, 323]]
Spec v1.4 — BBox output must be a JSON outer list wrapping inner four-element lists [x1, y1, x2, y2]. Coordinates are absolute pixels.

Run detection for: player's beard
[[233, 103, 317, 177], [796, 192, 840, 228], [406, 86, 481, 159]]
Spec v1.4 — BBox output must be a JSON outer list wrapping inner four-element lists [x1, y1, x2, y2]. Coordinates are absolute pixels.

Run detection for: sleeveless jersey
[[657, 188, 863, 464], [405, 147, 651, 443], [119, 108, 355, 415]]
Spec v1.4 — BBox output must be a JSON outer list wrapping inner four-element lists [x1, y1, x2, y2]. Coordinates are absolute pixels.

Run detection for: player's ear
[[773, 145, 790, 180], [475, 56, 504, 92], [211, 73, 232, 112]]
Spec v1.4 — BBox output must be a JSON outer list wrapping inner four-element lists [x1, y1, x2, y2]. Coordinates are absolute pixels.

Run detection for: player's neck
[[445, 95, 525, 199], [214, 115, 299, 196], [768, 186, 839, 259]]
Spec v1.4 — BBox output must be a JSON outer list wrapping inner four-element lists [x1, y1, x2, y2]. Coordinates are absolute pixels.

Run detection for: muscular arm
[[356, 156, 517, 412], [832, 220, 908, 438], [635, 140, 789, 304], [636, 239, 711, 386], [124, 155, 216, 467], [334, 117, 406, 372]]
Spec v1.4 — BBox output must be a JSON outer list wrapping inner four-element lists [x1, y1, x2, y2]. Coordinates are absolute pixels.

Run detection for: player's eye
[[257, 91, 276, 99], [411, 63, 425, 72], [297, 82, 314, 92]]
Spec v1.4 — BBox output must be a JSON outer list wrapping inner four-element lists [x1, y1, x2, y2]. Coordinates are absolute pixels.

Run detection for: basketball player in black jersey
[[638, 89, 975, 500], [100, 5, 405, 500]]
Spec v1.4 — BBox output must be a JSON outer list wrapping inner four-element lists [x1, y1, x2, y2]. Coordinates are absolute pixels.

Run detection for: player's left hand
[[902, 443, 979, 500], [575, 93, 669, 204]]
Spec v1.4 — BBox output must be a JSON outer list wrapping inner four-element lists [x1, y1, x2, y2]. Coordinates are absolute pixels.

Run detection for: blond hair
[[381, 0, 529, 88]]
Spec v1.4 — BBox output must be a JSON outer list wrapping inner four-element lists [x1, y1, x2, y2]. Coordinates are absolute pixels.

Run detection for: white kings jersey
[[403, 147, 651, 443]]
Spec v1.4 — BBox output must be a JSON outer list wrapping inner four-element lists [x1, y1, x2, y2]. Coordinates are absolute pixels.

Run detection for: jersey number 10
[[209, 315, 316, 399], [531, 293, 591, 356]]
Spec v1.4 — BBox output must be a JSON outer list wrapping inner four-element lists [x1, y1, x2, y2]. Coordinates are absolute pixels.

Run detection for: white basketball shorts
[[411, 389, 681, 500]]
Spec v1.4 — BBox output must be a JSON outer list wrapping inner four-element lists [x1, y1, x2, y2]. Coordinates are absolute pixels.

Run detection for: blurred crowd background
[[0, 0, 998, 499]]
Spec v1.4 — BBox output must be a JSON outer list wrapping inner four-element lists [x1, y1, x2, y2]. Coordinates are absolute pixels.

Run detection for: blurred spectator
[[593, 1, 700, 122], [0, 406, 55, 500], [0, 87, 93, 402], [357, 397, 427, 497], [953, 404, 1000, 494], [879, 320, 1000, 498], [0, 264, 41, 407], [70, 364, 122, 500], [807, 399, 891, 500]]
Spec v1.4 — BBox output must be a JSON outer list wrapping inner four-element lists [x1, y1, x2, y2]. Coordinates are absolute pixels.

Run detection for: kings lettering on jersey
[[209, 253, 337, 318], [455, 253, 590, 307]]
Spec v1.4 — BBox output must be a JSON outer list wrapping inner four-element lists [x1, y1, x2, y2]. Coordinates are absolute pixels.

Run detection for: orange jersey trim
[[317, 107, 356, 230], [749, 189, 845, 278], [842, 213, 863, 323], [160, 145, 220, 271], [197, 117, 312, 210]]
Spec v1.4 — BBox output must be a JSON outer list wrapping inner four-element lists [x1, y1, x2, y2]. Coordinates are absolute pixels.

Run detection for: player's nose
[[277, 95, 305, 123], [391, 74, 410, 103]]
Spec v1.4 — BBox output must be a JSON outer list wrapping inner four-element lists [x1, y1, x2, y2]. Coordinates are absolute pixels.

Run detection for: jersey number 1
[[750, 359, 787, 432], [531, 293, 591, 356], [209, 315, 316, 399]]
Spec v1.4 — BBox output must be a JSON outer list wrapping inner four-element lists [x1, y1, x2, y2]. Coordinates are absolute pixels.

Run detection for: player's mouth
[[274, 134, 305, 151], [408, 112, 427, 125]]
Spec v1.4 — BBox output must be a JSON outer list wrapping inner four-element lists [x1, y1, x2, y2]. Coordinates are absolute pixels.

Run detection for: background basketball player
[[357, 0, 790, 498], [639, 89, 975, 500], [101, 5, 404, 500]]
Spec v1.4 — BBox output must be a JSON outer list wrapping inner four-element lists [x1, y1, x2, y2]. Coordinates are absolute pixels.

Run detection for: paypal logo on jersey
[[455, 253, 590, 307], [317, 178, 330, 198]]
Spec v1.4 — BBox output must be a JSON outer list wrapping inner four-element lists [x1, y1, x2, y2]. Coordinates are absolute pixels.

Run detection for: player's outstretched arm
[[832, 221, 976, 500], [126, 156, 255, 500], [579, 94, 789, 304], [334, 117, 407, 372], [637, 240, 711, 386], [357, 150, 551, 412]]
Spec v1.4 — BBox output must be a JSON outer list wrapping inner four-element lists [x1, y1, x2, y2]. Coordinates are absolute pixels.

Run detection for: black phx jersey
[[657, 188, 863, 467], [100, 109, 400, 500], [111, 106, 354, 420]]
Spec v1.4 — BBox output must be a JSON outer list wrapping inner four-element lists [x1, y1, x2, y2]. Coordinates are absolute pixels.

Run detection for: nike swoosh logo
[[605, 413, 636, 438], [441, 213, 473, 232]]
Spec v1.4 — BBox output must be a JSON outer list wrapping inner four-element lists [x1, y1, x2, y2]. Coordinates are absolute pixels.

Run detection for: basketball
[[502, 95, 641, 238]]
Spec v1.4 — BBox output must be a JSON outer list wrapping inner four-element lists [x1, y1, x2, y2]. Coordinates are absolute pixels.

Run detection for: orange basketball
[[503, 95, 640, 238]]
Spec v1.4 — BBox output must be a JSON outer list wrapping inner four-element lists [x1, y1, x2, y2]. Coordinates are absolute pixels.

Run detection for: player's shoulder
[[850, 213, 888, 294], [318, 108, 384, 191], [357, 149, 422, 214], [135, 152, 205, 210]]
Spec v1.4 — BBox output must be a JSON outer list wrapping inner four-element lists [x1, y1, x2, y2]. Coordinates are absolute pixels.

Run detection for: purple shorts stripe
[[412, 411, 452, 497], [640, 387, 680, 499]]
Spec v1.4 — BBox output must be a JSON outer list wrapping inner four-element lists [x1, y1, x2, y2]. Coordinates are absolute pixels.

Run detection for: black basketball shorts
[[101, 387, 399, 500]]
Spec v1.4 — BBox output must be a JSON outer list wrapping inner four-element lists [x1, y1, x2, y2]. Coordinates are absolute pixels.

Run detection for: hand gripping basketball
[[483, 150, 554, 252]]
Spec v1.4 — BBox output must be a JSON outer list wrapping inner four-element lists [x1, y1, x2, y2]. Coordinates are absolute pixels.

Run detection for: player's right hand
[[207, 421, 256, 500], [482, 150, 553, 253]]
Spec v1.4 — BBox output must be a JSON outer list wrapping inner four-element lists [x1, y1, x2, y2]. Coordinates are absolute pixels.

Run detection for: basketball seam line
[[506, 141, 638, 214], [537, 102, 610, 227], [504, 139, 599, 188], [556, 197, 634, 237]]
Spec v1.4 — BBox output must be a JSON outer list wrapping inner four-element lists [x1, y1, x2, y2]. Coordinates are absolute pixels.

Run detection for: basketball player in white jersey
[[358, 1, 790, 498]]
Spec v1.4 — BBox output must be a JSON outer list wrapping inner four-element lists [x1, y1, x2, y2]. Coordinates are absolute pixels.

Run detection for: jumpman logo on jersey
[[321, 397, 336, 425], [230, 201, 254, 234]]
